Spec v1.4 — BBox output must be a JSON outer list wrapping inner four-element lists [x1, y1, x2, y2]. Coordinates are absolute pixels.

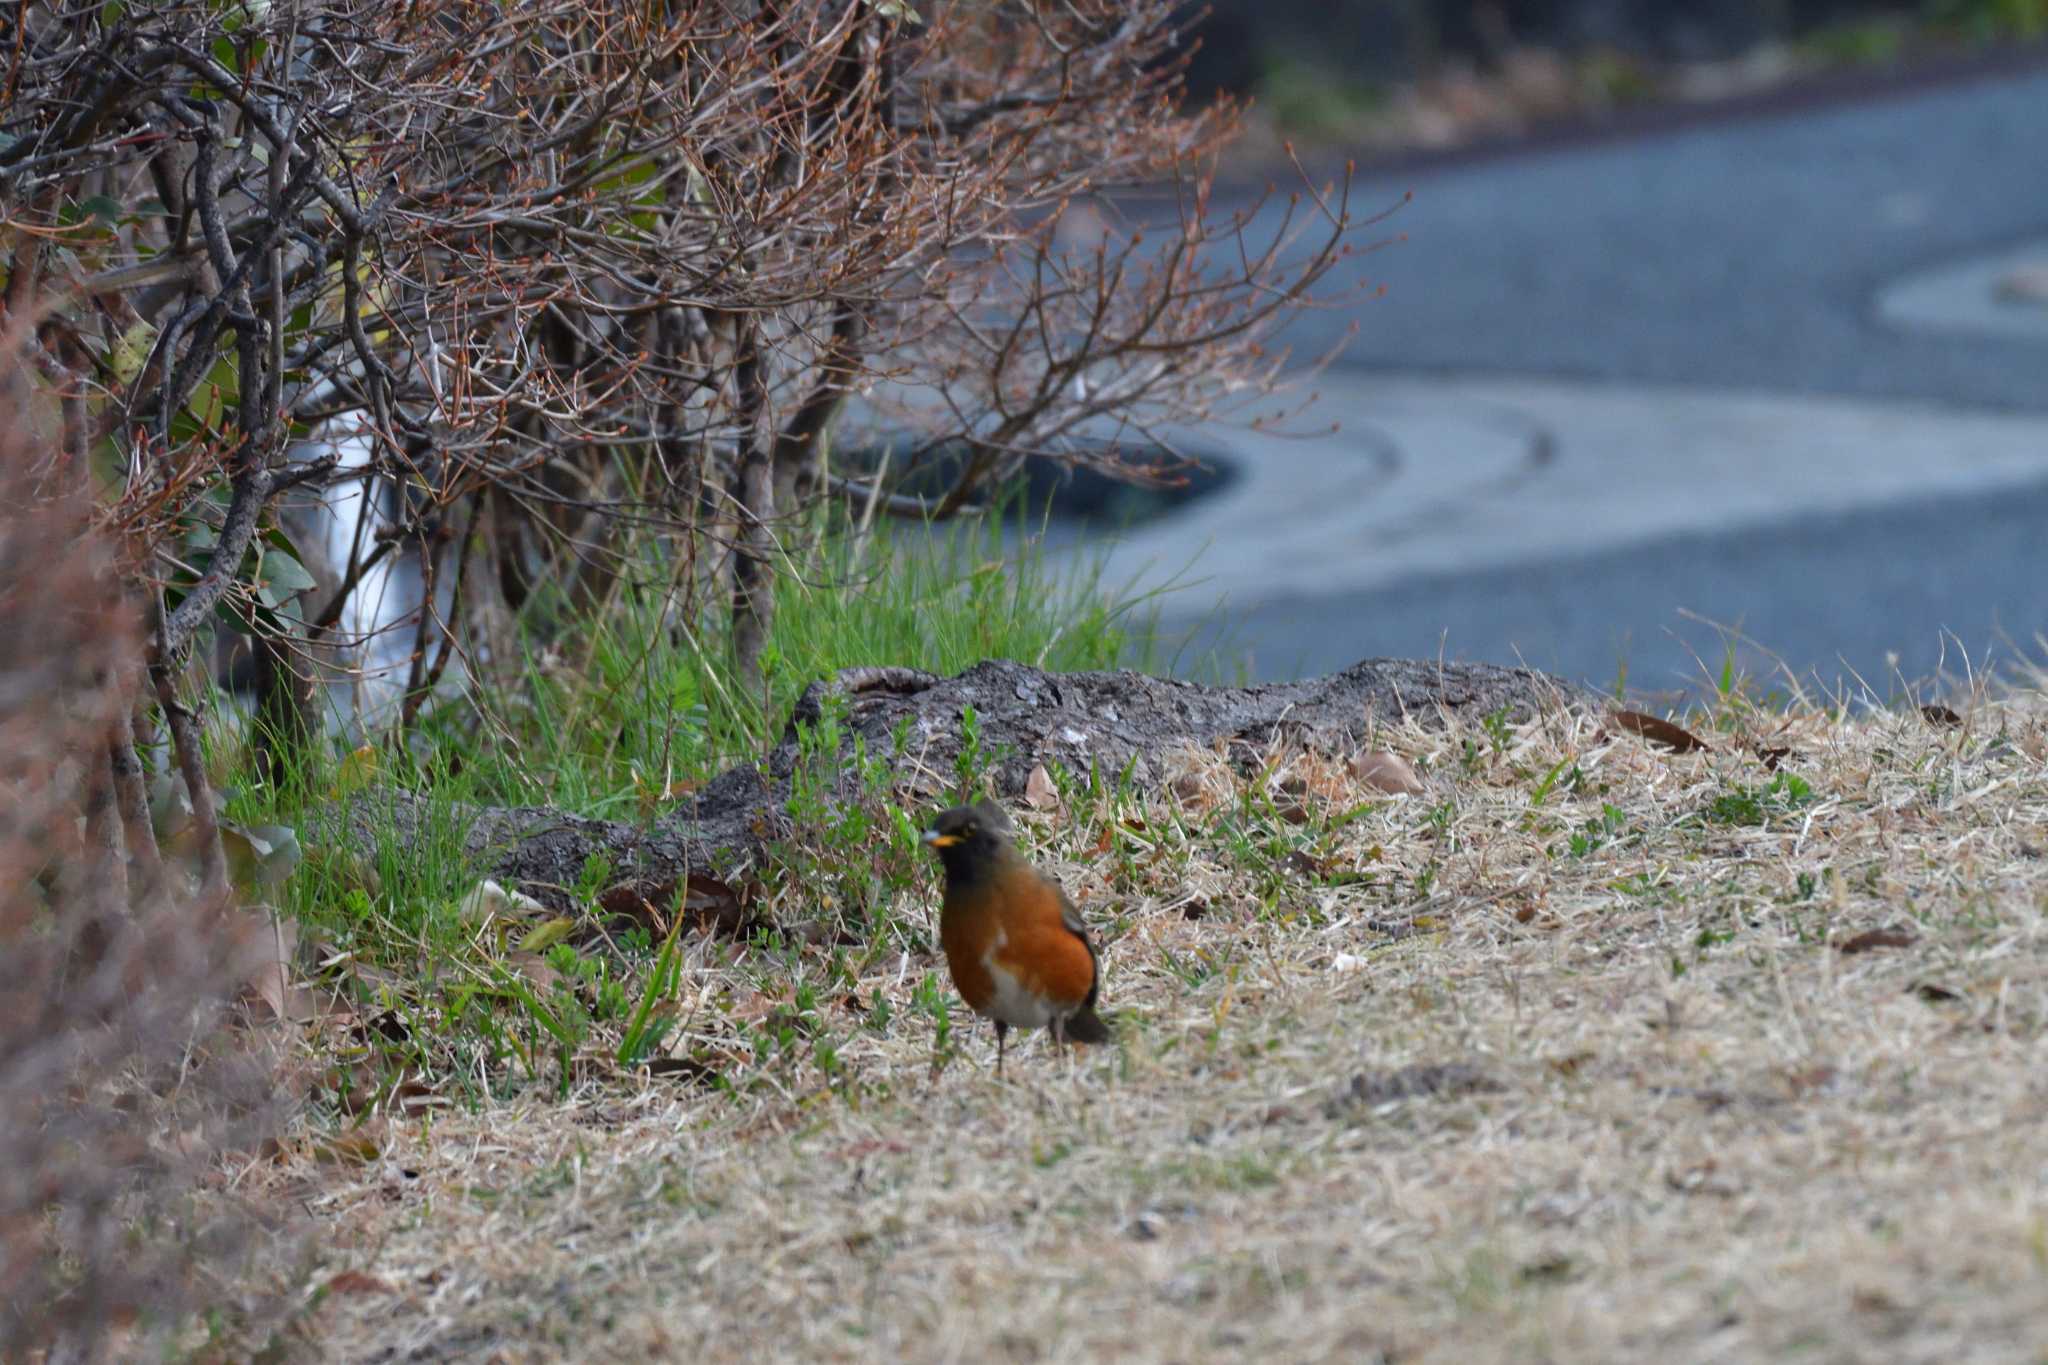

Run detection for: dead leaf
[[1349, 750, 1423, 795], [643, 1056, 720, 1085], [1920, 704, 1963, 728], [322, 1270, 396, 1297], [1609, 710, 1710, 753], [1911, 981, 1964, 1003], [597, 883, 666, 936], [239, 914, 299, 1021], [1023, 763, 1059, 810], [599, 874, 753, 939], [1838, 927, 1916, 954], [1753, 743, 1793, 771], [1282, 849, 1324, 879], [309, 1125, 385, 1166], [504, 950, 562, 992], [459, 879, 549, 925]]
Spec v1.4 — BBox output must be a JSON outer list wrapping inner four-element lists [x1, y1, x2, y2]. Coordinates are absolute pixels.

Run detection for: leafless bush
[[0, 366, 283, 1363], [2, 0, 1361, 838]]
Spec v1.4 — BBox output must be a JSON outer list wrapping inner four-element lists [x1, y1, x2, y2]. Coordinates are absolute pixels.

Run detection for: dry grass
[[273, 694, 2048, 1362]]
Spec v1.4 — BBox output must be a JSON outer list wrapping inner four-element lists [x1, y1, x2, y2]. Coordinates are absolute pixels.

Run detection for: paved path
[[1110, 63, 2048, 698]]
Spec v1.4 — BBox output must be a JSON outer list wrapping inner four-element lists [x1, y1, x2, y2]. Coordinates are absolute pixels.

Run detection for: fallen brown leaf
[[1920, 704, 1963, 728], [309, 1125, 385, 1166], [1609, 710, 1710, 753], [1349, 750, 1424, 795], [1023, 763, 1059, 810], [598, 873, 754, 939], [504, 950, 562, 992], [239, 913, 302, 1021], [1838, 927, 1917, 954], [1282, 849, 1325, 879], [322, 1270, 397, 1297]]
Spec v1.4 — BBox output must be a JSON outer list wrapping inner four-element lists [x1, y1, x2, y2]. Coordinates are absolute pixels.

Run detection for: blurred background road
[[1076, 5, 2048, 699]]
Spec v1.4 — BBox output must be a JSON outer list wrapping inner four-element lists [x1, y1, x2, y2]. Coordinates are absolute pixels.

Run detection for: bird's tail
[[1062, 1007, 1111, 1045]]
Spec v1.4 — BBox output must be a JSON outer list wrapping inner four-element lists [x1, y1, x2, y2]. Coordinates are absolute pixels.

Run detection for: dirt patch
[[335, 657, 1592, 907]]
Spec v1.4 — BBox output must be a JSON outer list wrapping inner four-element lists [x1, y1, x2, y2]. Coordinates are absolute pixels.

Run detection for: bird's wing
[[1052, 880, 1101, 1010]]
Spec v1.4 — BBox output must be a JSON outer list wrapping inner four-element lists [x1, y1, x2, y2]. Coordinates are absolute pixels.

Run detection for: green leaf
[[80, 195, 123, 226], [257, 545, 317, 598], [221, 821, 304, 888], [108, 319, 156, 387]]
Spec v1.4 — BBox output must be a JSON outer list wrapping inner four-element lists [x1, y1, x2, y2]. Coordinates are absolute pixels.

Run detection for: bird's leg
[[994, 1020, 1008, 1078], [1050, 1013, 1066, 1060]]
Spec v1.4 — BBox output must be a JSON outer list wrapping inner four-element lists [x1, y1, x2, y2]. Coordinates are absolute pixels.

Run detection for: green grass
[[1255, 57, 1387, 141], [1925, 0, 2048, 41], [392, 503, 1165, 820]]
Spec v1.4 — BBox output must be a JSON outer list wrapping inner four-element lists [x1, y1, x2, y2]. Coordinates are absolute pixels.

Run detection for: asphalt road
[[1151, 63, 2048, 696], [1293, 63, 2048, 408]]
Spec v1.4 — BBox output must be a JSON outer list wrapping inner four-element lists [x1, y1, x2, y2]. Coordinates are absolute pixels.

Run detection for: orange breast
[[940, 866, 1094, 1023]]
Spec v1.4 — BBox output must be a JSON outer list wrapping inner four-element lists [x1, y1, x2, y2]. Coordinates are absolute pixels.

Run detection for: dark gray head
[[920, 801, 1014, 881]]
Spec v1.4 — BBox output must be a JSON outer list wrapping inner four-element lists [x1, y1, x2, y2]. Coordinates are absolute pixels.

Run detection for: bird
[[921, 800, 1111, 1075]]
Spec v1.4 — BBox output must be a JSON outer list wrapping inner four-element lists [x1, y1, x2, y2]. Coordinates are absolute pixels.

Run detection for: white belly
[[980, 935, 1060, 1029]]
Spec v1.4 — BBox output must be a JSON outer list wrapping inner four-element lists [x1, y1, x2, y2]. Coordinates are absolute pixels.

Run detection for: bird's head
[[921, 800, 1014, 881]]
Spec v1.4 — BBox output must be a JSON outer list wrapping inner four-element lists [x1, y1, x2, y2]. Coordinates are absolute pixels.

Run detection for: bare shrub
[[0, 368, 284, 1363], [1, 0, 1362, 770]]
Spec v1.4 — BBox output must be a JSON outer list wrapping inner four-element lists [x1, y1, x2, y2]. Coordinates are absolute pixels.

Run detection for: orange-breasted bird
[[921, 801, 1110, 1075]]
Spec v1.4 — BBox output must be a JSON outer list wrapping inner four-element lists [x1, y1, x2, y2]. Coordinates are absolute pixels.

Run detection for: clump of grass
[[393, 504, 1161, 820]]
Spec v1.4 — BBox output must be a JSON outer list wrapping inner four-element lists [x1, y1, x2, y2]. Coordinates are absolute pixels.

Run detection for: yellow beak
[[922, 830, 962, 849]]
